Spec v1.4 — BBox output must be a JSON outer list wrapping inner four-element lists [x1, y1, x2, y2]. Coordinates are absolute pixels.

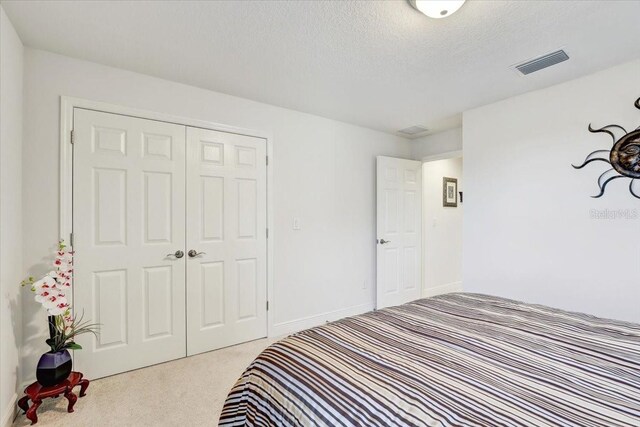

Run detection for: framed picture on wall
[[443, 177, 458, 207]]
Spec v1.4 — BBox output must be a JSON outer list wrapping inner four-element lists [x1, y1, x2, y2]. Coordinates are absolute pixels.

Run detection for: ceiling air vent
[[515, 49, 569, 75], [398, 125, 429, 137]]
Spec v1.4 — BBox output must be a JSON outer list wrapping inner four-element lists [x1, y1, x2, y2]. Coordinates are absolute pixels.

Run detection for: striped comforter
[[219, 293, 640, 426]]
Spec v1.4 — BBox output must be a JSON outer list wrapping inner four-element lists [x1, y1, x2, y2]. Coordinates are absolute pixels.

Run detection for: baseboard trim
[[2, 393, 17, 427], [423, 281, 463, 297], [270, 302, 374, 337]]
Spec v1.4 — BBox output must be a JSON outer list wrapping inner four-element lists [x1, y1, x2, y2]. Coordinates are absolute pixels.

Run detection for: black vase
[[36, 349, 72, 386]]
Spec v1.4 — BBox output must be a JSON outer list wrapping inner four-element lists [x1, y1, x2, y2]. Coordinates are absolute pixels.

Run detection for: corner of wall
[[410, 127, 463, 160], [1, 5, 25, 425], [1, 394, 17, 427]]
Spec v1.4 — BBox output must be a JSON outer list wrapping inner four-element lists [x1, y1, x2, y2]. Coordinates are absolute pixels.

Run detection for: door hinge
[[70, 130, 75, 144], [266, 228, 269, 238], [69, 232, 74, 247], [266, 156, 269, 166], [266, 301, 269, 311]]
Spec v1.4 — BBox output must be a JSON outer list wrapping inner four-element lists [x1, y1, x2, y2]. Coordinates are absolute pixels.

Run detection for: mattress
[[219, 293, 640, 426]]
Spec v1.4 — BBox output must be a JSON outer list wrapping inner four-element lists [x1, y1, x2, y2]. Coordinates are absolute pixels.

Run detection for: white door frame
[[59, 96, 275, 338]]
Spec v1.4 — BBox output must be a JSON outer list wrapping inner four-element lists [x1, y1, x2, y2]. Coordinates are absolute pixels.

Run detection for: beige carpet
[[13, 337, 279, 426]]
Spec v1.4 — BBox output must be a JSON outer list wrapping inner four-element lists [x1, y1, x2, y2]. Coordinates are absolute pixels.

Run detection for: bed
[[219, 293, 640, 426]]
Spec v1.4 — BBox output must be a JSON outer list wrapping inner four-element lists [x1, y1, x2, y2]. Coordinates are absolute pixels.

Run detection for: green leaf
[[65, 342, 82, 350]]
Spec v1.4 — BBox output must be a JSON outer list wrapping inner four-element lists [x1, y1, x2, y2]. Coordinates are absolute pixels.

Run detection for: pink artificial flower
[[28, 242, 76, 316], [34, 291, 50, 304]]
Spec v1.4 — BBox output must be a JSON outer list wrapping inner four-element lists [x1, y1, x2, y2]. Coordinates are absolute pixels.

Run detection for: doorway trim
[[59, 96, 275, 338], [420, 150, 462, 163]]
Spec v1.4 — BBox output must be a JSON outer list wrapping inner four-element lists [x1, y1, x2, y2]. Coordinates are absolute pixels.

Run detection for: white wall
[[411, 128, 462, 160], [21, 48, 411, 382], [463, 59, 640, 323], [0, 6, 23, 426], [422, 158, 463, 296]]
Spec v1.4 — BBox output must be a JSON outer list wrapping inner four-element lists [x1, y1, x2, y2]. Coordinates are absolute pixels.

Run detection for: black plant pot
[[36, 349, 72, 386]]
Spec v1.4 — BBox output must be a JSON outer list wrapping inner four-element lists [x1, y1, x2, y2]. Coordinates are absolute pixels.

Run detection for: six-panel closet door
[[73, 108, 268, 379], [185, 127, 267, 356], [73, 109, 187, 379]]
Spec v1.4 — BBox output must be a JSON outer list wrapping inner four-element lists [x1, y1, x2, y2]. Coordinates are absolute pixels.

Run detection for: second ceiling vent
[[515, 49, 570, 75], [398, 125, 429, 138]]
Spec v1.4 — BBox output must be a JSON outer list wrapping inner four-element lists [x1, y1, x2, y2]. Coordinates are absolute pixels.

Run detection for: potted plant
[[22, 241, 98, 386]]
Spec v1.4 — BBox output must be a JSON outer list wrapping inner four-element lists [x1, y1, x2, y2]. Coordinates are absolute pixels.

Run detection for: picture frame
[[443, 177, 458, 207]]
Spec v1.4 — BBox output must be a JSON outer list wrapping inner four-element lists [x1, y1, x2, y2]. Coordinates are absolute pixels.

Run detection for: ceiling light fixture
[[409, 0, 466, 19]]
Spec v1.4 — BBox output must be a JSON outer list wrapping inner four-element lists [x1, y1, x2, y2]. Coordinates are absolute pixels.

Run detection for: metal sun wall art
[[572, 97, 640, 199]]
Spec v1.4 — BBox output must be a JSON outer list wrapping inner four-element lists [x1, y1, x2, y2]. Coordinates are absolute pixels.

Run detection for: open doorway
[[421, 152, 463, 297]]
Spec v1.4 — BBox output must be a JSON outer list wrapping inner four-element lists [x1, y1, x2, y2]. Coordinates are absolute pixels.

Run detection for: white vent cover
[[398, 125, 429, 136], [515, 50, 569, 75]]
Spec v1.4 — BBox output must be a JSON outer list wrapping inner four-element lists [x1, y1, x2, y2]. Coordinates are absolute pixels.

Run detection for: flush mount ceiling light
[[409, 0, 466, 19]]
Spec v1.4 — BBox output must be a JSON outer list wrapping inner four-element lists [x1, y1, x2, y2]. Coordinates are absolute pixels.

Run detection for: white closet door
[[73, 109, 187, 379], [376, 156, 422, 309], [186, 127, 267, 356]]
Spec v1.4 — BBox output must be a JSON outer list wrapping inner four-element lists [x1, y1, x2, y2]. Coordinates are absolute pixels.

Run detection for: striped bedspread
[[219, 293, 640, 426]]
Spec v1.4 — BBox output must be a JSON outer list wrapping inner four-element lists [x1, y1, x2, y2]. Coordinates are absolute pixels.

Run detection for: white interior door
[[185, 127, 267, 356], [376, 156, 422, 309], [73, 109, 187, 379]]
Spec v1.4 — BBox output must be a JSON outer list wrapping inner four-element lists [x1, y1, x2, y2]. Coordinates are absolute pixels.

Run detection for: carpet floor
[[13, 337, 278, 426]]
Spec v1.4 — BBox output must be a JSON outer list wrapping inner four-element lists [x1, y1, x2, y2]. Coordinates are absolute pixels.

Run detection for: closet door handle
[[167, 250, 184, 259], [188, 250, 206, 258]]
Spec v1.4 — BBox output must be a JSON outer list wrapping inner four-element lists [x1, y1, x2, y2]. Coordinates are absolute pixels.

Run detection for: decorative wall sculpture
[[573, 97, 640, 199]]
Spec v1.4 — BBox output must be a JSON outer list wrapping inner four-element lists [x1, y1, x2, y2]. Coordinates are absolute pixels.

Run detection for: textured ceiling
[[3, 0, 640, 137]]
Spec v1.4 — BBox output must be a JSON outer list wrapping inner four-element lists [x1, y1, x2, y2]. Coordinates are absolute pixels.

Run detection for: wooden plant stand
[[17, 372, 89, 425]]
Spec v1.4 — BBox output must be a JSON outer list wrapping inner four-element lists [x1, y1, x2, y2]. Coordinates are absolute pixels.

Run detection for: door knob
[[167, 250, 184, 258], [188, 250, 206, 258], [378, 239, 391, 245]]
